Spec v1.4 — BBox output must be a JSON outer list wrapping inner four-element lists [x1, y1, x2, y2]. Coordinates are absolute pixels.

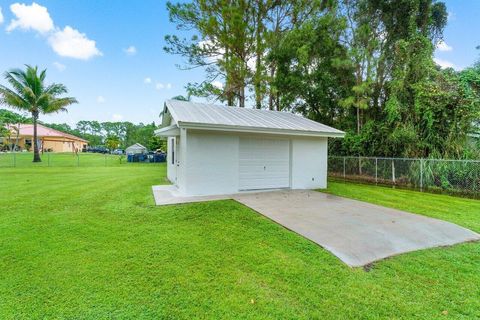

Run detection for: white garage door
[[239, 138, 290, 190]]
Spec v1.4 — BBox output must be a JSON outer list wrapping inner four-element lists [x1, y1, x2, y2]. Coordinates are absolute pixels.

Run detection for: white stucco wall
[[183, 130, 240, 196], [167, 129, 330, 196], [290, 137, 328, 189]]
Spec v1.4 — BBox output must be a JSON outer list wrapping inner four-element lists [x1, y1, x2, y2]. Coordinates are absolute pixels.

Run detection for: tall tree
[[271, 10, 353, 124], [104, 134, 121, 150], [0, 65, 77, 162], [165, 0, 256, 107]]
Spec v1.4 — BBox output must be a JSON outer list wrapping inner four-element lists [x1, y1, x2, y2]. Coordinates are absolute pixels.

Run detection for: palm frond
[[36, 93, 51, 109], [2, 65, 77, 117], [3, 71, 26, 96], [22, 86, 37, 105], [39, 68, 47, 92], [44, 83, 68, 96], [9, 68, 29, 88], [39, 68, 47, 81], [21, 65, 41, 97], [0, 84, 29, 111], [44, 97, 78, 113]]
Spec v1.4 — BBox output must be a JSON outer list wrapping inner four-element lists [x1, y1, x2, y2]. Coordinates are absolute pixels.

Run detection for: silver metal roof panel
[[161, 100, 344, 137]]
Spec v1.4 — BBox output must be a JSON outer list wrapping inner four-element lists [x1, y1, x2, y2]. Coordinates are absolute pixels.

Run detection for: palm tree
[[0, 65, 78, 162]]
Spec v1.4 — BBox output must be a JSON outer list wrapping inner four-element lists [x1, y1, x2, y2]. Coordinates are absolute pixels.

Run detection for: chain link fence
[[0, 152, 164, 168], [328, 156, 480, 198]]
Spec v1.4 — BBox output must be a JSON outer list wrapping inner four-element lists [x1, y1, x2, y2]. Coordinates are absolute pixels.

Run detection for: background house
[[155, 100, 344, 196], [126, 143, 147, 154], [3, 124, 88, 152]]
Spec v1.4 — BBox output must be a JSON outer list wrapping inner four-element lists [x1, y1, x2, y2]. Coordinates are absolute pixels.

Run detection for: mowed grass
[[0, 152, 154, 168], [325, 180, 480, 233], [0, 166, 479, 319]]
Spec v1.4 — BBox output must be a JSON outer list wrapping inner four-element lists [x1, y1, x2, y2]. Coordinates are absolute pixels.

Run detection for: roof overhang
[[176, 121, 345, 138], [155, 124, 180, 137]]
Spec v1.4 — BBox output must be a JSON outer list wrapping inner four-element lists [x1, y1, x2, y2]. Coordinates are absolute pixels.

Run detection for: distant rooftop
[[7, 123, 88, 142]]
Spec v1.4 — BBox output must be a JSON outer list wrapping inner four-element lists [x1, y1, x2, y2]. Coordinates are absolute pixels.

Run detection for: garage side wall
[[291, 138, 328, 189], [184, 130, 239, 196]]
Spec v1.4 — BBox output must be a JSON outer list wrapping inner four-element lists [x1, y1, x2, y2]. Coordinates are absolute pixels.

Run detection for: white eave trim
[[155, 124, 180, 137], [177, 121, 345, 138]]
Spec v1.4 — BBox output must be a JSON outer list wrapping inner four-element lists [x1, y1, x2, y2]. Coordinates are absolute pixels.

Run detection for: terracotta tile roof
[[8, 123, 88, 143]]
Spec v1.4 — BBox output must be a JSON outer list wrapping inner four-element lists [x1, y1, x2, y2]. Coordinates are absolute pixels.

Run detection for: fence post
[[104, 154, 107, 167], [48, 153, 50, 167], [391, 159, 396, 184], [77, 154, 80, 167], [13, 152, 16, 167], [420, 158, 424, 191], [375, 158, 378, 184], [343, 157, 346, 180]]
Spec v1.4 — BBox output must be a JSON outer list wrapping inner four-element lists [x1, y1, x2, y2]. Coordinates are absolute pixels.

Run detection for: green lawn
[[0, 152, 162, 168], [0, 166, 479, 319]]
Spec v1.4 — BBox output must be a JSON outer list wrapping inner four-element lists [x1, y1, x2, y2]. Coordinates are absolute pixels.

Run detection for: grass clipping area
[[0, 166, 479, 319]]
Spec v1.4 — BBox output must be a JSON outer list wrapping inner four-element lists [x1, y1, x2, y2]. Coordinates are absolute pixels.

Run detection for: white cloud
[[52, 61, 66, 71], [0, 7, 4, 25], [198, 39, 224, 63], [124, 45, 137, 56], [448, 11, 456, 22], [7, 2, 54, 33], [436, 40, 452, 52], [211, 81, 223, 89], [48, 26, 102, 60], [144, 77, 152, 84], [96, 95, 106, 103], [155, 82, 171, 90], [6, 3, 101, 61], [112, 114, 123, 121], [434, 57, 458, 70]]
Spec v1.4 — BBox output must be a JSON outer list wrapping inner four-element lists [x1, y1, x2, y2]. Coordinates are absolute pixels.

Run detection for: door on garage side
[[239, 137, 290, 190], [167, 136, 178, 186]]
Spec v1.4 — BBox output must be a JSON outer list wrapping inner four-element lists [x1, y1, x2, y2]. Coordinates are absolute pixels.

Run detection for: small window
[[171, 138, 175, 165]]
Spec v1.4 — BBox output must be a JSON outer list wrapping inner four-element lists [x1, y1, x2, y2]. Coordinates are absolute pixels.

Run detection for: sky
[[0, 0, 478, 126]]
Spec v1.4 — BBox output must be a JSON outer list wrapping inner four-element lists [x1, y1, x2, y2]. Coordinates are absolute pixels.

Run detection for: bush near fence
[[328, 156, 480, 198]]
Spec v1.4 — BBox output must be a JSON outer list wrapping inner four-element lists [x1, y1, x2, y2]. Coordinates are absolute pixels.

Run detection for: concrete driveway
[[152, 186, 480, 267], [233, 190, 480, 267]]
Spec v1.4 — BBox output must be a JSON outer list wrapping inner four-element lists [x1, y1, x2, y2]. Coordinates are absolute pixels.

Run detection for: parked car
[[112, 149, 125, 155], [86, 146, 110, 154]]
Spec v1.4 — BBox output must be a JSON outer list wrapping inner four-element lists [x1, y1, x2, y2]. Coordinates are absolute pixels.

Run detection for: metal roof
[[159, 100, 344, 137], [126, 143, 147, 150]]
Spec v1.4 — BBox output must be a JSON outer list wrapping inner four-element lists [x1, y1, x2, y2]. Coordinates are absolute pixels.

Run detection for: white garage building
[[155, 100, 344, 196]]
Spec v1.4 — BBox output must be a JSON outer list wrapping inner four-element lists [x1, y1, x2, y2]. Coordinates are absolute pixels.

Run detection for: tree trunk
[[268, 65, 276, 110], [254, 0, 264, 109], [356, 107, 360, 134], [225, 46, 234, 106], [32, 111, 41, 162], [227, 92, 234, 106], [254, 58, 262, 109], [239, 85, 245, 108]]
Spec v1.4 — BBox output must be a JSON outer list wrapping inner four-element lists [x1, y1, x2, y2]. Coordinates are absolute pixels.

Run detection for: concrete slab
[[233, 190, 480, 267], [152, 186, 480, 267], [152, 185, 230, 205]]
